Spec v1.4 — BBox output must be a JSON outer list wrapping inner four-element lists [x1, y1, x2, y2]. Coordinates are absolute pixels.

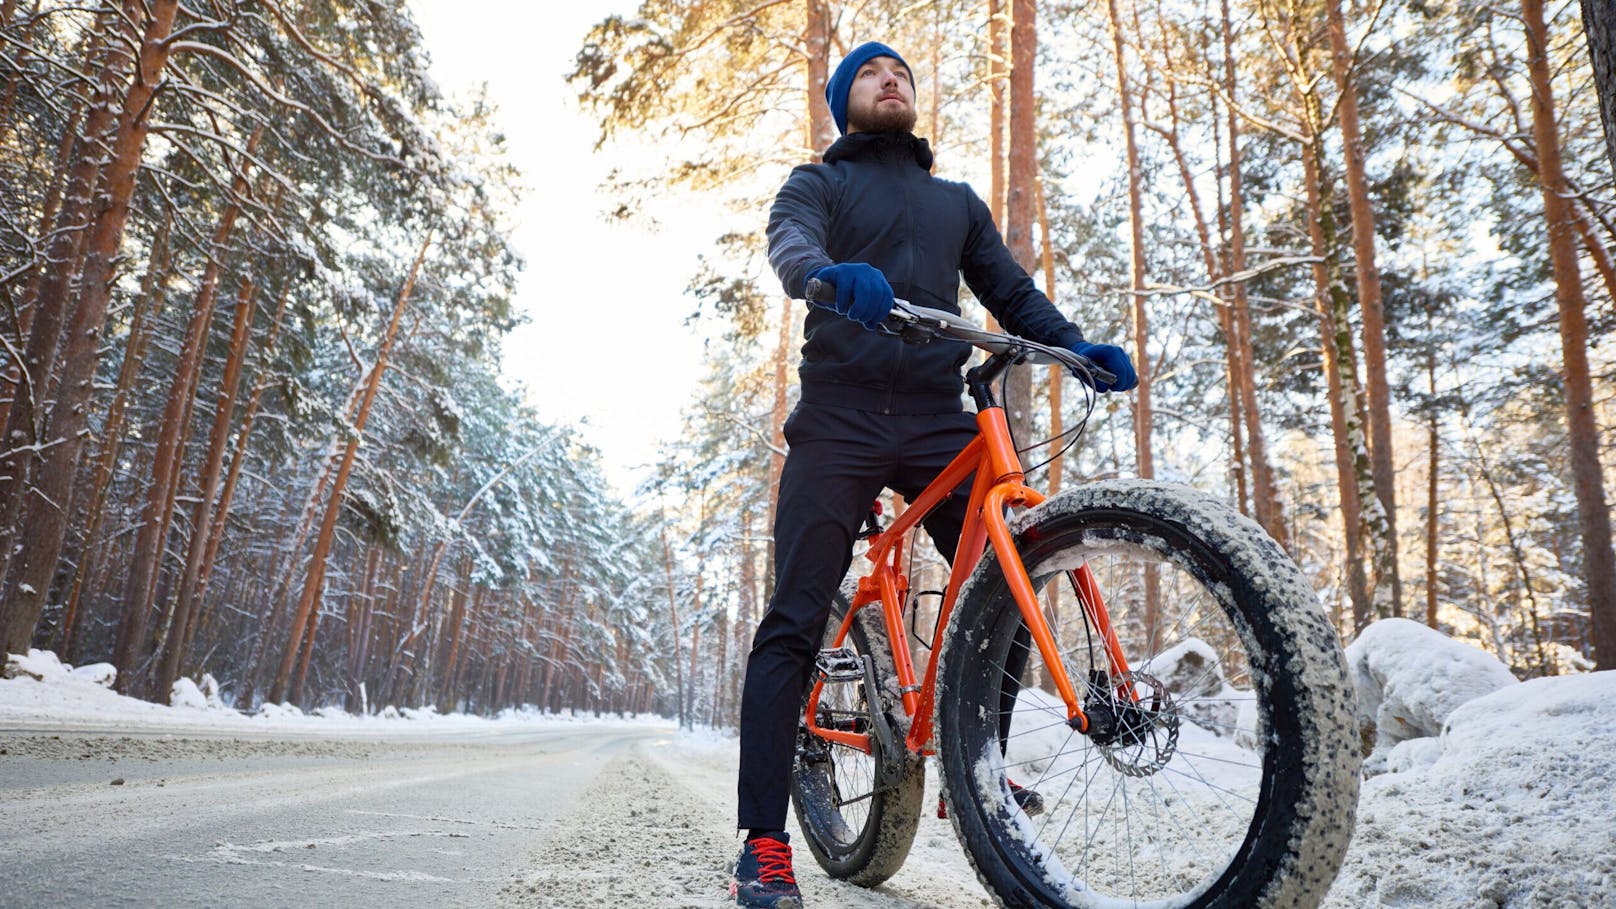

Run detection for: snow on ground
[[7, 642, 1616, 908], [0, 648, 668, 738], [1345, 617, 1519, 772], [1328, 619, 1616, 908]]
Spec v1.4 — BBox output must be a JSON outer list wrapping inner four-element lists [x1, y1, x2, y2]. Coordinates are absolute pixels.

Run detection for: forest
[[0, 0, 1611, 728]]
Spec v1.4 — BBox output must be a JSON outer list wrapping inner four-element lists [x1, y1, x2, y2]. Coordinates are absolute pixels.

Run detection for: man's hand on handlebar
[[1068, 341, 1137, 394], [802, 275, 1126, 391], [806, 263, 894, 330]]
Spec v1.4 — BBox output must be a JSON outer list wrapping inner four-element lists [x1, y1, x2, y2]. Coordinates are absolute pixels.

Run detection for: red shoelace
[[749, 837, 797, 885]]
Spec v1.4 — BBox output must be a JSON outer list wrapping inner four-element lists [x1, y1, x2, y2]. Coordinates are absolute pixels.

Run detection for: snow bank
[[170, 674, 228, 710], [1326, 670, 1616, 907], [1345, 617, 1518, 771], [1, 648, 672, 737], [5, 649, 118, 690]]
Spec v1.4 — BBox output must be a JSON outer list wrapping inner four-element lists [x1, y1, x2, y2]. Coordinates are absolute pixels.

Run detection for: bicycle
[[790, 281, 1361, 909]]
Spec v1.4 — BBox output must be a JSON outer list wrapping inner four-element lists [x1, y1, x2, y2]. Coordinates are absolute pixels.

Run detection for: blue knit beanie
[[825, 41, 912, 135]]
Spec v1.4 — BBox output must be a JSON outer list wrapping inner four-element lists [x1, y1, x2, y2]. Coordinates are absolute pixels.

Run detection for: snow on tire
[[934, 479, 1360, 909]]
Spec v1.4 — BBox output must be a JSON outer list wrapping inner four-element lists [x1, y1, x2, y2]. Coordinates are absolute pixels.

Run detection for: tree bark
[[1524, 0, 1616, 670], [660, 517, 686, 728], [1106, 0, 1153, 482], [4, 94, 85, 411], [1303, 138, 1375, 632], [186, 280, 294, 661], [989, 0, 1007, 225], [1425, 339, 1440, 631], [1325, 0, 1401, 616], [116, 126, 264, 691], [764, 295, 791, 607], [237, 377, 366, 708], [1152, 49, 1246, 514], [153, 275, 258, 694], [804, 0, 834, 157], [1222, 0, 1287, 549], [0, 0, 130, 588], [267, 234, 430, 704], [1003, 0, 1037, 442], [1583, 0, 1616, 171], [56, 211, 171, 658], [0, 0, 182, 659], [1036, 178, 1064, 494]]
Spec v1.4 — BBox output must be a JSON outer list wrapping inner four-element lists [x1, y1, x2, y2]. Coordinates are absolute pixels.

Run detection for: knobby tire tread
[[935, 480, 1360, 909]]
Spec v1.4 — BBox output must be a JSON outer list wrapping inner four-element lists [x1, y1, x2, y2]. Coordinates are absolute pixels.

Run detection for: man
[[730, 41, 1137, 909]]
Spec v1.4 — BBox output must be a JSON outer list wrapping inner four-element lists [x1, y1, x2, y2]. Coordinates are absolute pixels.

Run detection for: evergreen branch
[[167, 40, 406, 167]]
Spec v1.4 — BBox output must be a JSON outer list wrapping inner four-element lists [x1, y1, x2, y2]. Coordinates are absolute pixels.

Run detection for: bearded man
[[729, 41, 1136, 909]]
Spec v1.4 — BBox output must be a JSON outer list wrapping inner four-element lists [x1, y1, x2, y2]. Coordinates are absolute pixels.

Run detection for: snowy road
[[0, 724, 675, 908], [0, 722, 994, 909]]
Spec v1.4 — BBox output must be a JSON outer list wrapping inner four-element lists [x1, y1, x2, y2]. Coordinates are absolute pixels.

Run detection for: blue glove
[[1069, 341, 1138, 393], [808, 263, 894, 330]]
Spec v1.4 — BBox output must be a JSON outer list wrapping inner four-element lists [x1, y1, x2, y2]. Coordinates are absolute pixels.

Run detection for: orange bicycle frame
[[803, 399, 1134, 758]]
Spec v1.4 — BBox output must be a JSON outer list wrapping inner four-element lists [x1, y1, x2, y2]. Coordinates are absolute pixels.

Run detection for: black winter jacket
[[767, 131, 1084, 414]]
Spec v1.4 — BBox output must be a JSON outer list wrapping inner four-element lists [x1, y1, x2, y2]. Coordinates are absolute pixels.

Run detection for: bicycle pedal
[[815, 646, 864, 682]]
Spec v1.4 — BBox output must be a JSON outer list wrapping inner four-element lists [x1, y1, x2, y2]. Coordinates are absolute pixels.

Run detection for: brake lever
[[877, 300, 938, 344], [1070, 356, 1119, 389]]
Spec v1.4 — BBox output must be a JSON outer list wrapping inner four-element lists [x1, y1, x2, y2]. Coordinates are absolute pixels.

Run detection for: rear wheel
[[936, 480, 1359, 908], [791, 580, 925, 886]]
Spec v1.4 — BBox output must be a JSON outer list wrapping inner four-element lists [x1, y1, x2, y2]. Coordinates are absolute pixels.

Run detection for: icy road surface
[[0, 722, 993, 908]]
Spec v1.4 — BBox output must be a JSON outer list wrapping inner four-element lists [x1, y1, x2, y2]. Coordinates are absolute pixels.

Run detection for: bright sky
[[407, 0, 726, 496]]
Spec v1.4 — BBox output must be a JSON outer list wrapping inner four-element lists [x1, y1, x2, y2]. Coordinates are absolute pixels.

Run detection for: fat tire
[[791, 579, 926, 887], [935, 479, 1360, 909]]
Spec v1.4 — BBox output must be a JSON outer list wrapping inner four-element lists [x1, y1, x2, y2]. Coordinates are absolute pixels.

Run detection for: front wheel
[[936, 480, 1360, 909]]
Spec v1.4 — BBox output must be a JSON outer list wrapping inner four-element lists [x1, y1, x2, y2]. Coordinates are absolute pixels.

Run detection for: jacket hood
[[823, 131, 934, 171]]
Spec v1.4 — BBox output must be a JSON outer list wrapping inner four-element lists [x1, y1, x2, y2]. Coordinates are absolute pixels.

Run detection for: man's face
[[845, 55, 916, 134]]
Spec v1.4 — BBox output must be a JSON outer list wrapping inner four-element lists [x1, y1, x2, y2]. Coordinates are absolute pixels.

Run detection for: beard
[[848, 101, 917, 134]]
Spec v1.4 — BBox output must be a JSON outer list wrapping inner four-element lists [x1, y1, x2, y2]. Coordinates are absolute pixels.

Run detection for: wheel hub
[[1083, 670, 1180, 777]]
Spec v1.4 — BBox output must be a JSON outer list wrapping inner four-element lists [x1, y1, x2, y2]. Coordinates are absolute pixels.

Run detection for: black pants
[[736, 403, 981, 832]]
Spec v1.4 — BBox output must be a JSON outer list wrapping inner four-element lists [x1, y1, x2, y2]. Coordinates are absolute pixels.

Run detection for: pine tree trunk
[[1003, 0, 1037, 442], [660, 521, 686, 727], [439, 579, 477, 711], [1303, 138, 1375, 632], [237, 378, 365, 708], [1107, 0, 1158, 633], [1524, 0, 1616, 670], [1326, 0, 1401, 616], [1584, 0, 1616, 170], [0, 0, 181, 659], [1425, 345, 1440, 630], [0, 1, 130, 589], [56, 211, 171, 657], [187, 280, 294, 660], [345, 546, 380, 711], [989, 0, 1007, 225], [764, 295, 791, 607], [1222, 0, 1288, 549], [3, 95, 85, 425], [267, 235, 430, 705], [154, 275, 257, 694], [1155, 67, 1245, 513], [804, 0, 833, 157], [1106, 0, 1152, 482], [117, 126, 263, 691], [1037, 178, 1064, 494]]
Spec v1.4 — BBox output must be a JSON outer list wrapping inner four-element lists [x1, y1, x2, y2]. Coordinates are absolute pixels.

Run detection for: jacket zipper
[[885, 172, 918, 415]]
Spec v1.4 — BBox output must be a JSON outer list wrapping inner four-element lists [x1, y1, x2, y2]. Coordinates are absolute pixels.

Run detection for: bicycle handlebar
[[804, 277, 1119, 389]]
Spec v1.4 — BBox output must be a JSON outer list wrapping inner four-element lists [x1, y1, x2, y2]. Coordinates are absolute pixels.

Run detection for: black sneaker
[[937, 781, 1044, 819], [731, 833, 803, 908]]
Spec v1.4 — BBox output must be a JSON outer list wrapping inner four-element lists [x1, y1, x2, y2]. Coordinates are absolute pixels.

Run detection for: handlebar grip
[[804, 277, 836, 306]]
